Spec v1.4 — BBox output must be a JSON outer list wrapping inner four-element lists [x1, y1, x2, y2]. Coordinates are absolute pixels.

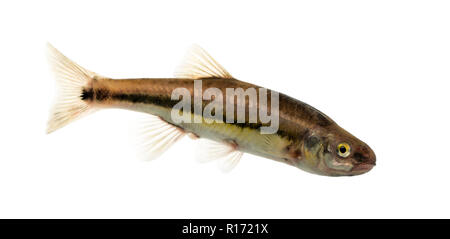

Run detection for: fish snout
[[351, 145, 376, 173]]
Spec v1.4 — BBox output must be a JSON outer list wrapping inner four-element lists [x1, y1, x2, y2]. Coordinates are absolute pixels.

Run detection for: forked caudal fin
[[46, 43, 98, 134]]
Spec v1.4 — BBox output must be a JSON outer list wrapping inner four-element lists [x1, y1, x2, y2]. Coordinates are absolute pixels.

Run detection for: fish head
[[301, 125, 376, 176]]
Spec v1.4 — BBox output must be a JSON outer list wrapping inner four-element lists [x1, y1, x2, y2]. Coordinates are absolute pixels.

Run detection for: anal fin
[[136, 114, 185, 160]]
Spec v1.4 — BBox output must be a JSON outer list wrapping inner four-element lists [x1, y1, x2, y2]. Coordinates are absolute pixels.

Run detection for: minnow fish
[[46, 44, 375, 176]]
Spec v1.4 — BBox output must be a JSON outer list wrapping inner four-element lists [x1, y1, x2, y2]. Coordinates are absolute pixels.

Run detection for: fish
[[46, 43, 376, 176]]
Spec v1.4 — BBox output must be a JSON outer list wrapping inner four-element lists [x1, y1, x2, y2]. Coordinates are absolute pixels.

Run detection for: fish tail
[[46, 43, 98, 134]]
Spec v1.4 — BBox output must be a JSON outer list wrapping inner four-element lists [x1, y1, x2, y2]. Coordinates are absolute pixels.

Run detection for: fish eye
[[337, 143, 351, 158]]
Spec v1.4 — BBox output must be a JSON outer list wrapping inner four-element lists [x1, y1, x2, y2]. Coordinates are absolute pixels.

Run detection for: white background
[[1, 0, 449, 218]]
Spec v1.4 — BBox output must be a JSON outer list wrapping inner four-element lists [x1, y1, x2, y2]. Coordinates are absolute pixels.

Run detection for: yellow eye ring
[[337, 143, 351, 158]]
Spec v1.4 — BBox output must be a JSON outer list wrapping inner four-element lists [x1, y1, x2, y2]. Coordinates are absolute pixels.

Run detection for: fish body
[[47, 44, 376, 176]]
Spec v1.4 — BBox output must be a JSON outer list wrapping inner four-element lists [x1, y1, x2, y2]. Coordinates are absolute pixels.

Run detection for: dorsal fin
[[174, 45, 233, 79]]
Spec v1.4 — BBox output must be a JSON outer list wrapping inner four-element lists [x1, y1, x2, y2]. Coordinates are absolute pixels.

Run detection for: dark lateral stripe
[[95, 88, 110, 101], [81, 88, 93, 101], [111, 93, 176, 108], [81, 88, 110, 101], [110, 92, 297, 139]]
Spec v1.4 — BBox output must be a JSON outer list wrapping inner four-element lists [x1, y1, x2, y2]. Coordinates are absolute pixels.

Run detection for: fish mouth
[[353, 163, 375, 171], [351, 162, 375, 175]]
